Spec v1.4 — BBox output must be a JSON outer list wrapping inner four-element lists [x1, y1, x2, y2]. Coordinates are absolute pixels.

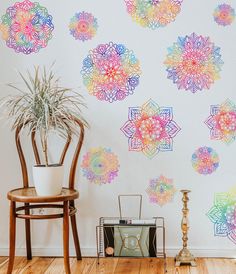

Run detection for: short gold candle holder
[[175, 190, 196, 267]]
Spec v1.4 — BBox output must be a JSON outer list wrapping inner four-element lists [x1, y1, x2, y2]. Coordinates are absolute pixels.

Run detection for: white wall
[[0, 0, 236, 257]]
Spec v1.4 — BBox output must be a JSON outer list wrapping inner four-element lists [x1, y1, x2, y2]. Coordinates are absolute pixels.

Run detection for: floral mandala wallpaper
[[146, 175, 176, 206], [205, 99, 236, 145], [0, 0, 54, 54], [164, 33, 224, 93], [124, 0, 183, 29], [213, 4, 235, 26], [191, 146, 219, 175], [0, 0, 236, 253], [81, 147, 119, 185], [69, 11, 98, 42], [207, 187, 236, 245], [121, 99, 181, 158], [81, 42, 141, 103]]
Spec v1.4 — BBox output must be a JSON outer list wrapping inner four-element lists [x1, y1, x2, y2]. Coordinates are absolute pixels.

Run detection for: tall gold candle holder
[[175, 190, 196, 267]]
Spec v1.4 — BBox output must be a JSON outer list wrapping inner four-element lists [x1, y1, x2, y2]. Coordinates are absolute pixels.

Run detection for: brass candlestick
[[175, 190, 196, 267]]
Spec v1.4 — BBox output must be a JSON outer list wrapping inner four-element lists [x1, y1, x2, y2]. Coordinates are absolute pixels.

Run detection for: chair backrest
[[15, 117, 85, 190]]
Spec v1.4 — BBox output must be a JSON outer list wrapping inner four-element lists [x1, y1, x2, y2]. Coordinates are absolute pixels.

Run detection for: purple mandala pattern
[[121, 99, 181, 158], [81, 42, 141, 103], [0, 0, 54, 54], [164, 33, 224, 93], [207, 187, 236, 245]]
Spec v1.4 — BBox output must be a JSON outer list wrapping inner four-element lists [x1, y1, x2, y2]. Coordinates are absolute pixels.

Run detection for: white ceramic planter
[[32, 165, 64, 196]]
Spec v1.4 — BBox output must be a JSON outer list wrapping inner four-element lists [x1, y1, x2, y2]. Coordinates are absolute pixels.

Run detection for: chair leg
[[7, 201, 16, 274], [63, 201, 71, 274], [70, 202, 82, 260], [25, 203, 32, 260]]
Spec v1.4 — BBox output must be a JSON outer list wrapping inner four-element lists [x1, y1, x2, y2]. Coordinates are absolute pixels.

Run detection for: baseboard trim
[[0, 247, 235, 258]]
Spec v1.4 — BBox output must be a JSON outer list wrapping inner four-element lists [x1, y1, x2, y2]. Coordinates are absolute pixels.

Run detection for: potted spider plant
[[1, 66, 88, 196]]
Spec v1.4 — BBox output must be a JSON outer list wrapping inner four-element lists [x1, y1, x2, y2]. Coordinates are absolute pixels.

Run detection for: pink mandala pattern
[[81, 147, 119, 185], [164, 33, 224, 93], [207, 187, 236, 245], [81, 42, 141, 103], [121, 99, 181, 158], [0, 0, 54, 54], [69, 11, 98, 41], [124, 0, 183, 29], [205, 100, 236, 145], [191, 146, 219, 175], [213, 4, 235, 26], [146, 175, 176, 206]]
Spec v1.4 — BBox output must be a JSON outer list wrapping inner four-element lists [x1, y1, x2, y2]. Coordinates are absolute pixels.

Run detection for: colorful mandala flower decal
[[121, 99, 181, 158], [146, 175, 176, 206], [81, 147, 119, 185], [69, 11, 98, 41], [191, 146, 219, 175], [205, 99, 236, 145], [0, 0, 54, 54], [207, 187, 236, 245], [124, 0, 183, 29], [213, 4, 235, 26], [164, 33, 224, 93], [81, 42, 141, 103]]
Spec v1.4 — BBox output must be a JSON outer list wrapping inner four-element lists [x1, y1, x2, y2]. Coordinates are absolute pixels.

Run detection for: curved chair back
[[15, 117, 85, 190]]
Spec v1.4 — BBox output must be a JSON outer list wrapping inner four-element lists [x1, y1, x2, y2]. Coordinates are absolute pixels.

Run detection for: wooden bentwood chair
[[7, 118, 84, 274]]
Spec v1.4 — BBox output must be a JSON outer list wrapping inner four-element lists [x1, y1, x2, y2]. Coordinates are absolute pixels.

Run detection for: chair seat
[[7, 187, 79, 203]]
